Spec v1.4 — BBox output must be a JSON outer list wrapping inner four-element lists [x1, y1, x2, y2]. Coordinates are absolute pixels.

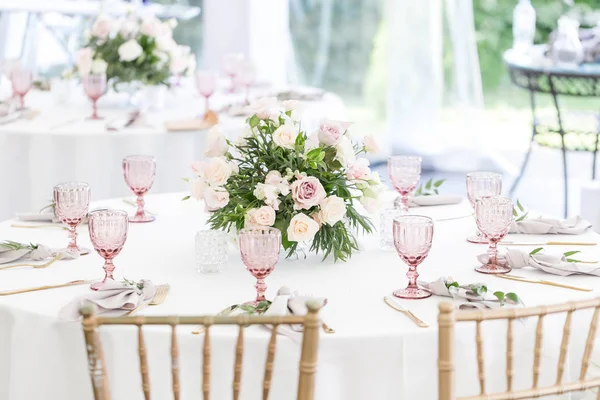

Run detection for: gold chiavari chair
[[438, 298, 600, 400], [79, 301, 321, 400]]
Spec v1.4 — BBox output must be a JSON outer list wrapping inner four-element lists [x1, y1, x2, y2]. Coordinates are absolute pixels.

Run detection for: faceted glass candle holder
[[195, 230, 228, 274], [379, 208, 404, 251]]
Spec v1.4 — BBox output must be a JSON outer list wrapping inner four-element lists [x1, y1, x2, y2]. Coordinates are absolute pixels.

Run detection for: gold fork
[[0, 279, 93, 296], [0, 254, 63, 271], [127, 284, 170, 315]]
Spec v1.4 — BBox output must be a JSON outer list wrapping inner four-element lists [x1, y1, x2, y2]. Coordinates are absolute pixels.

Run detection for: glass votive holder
[[379, 208, 403, 251], [195, 230, 228, 274]]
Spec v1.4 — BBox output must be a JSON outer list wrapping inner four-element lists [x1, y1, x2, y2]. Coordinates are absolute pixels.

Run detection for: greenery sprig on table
[[513, 199, 529, 221], [530, 247, 584, 263], [0, 240, 37, 251], [414, 178, 445, 196], [445, 280, 521, 306]]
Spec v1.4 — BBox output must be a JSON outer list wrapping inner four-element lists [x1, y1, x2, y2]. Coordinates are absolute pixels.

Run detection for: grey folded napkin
[[59, 279, 156, 321], [16, 205, 60, 223], [0, 241, 77, 264], [397, 194, 463, 208], [263, 286, 327, 342], [418, 277, 520, 310], [478, 249, 600, 277], [509, 216, 591, 235]]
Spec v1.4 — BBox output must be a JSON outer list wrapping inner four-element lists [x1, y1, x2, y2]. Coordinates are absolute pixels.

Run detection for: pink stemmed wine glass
[[54, 182, 91, 256], [466, 172, 502, 243], [123, 155, 156, 223], [393, 215, 434, 299], [388, 156, 422, 214], [222, 53, 244, 92], [81, 73, 106, 120], [235, 61, 257, 105], [239, 227, 281, 305], [195, 70, 217, 118], [10, 68, 32, 109], [88, 209, 129, 290], [475, 196, 513, 275]]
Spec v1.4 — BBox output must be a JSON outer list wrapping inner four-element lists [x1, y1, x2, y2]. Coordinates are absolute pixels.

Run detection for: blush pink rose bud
[[346, 158, 371, 181], [290, 176, 326, 210], [265, 170, 283, 185], [247, 206, 276, 227], [204, 187, 229, 211], [317, 119, 353, 146]]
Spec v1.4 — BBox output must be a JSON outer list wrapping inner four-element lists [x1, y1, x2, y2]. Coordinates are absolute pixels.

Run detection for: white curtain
[[387, 0, 485, 171]]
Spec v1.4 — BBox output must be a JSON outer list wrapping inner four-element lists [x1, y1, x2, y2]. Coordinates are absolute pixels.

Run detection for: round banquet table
[[0, 83, 346, 222], [1, 193, 600, 400]]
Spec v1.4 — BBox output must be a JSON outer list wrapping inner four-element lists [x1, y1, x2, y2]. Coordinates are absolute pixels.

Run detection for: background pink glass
[[195, 70, 217, 118], [81, 73, 106, 120], [10, 68, 32, 109], [235, 61, 257, 105], [388, 156, 422, 214], [53, 182, 90, 255], [475, 196, 513, 274], [239, 227, 281, 305], [88, 209, 129, 290], [222, 53, 245, 92], [393, 215, 434, 299], [123, 155, 156, 223], [466, 172, 502, 243]]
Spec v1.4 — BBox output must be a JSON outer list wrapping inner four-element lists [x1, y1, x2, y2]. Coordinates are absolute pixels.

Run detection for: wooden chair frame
[[80, 302, 321, 400], [438, 298, 600, 400]]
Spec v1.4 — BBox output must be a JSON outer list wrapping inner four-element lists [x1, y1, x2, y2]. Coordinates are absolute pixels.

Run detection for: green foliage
[[513, 198, 529, 221], [415, 178, 445, 196]]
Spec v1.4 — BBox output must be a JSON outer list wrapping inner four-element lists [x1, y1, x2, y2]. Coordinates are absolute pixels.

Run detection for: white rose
[[272, 123, 299, 150], [246, 97, 278, 120], [201, 157, 233, 186], [170, 56, 188, 75], [318, 118, 352, 146], [346, 158, 371, 181], [140, 17, 161, 37], [305, 131, 320, 152], [265, 170, 283, 185], [205, 125, 229, 157], [334, 136, 356, 167], [91, 59, 108, 74], [248, 206, 276, 227], [364, 134, 380, 154], [287, 213, 320, 242], [91, 16, 112, 40], [118, 39, 143, 62], [282, 100, 307, 118], [119, 18, 138, 39], [186, 54, 197, 76], [189, 178, 207, 200], [204, 187, 229, 211], [359, 196, 379, 214], [75, 48, 93, 76], [318, 195, 347, 226], [156, 35, 177, 53]]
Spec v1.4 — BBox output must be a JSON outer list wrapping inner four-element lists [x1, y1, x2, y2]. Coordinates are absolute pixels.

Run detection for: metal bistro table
[[504, 46, 600, 217]]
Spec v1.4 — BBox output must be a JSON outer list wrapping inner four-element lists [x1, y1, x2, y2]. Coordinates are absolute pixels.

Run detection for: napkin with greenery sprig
[[394, 178, 462, 208], [418, 276, 522, 310], [0, 240, 77, 264], [509, 200, 591, 234]]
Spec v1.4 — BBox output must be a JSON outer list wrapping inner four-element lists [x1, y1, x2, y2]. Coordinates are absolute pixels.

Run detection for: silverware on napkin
[[383, 296, 429, 328], [0, 279, 94, 296], [127, 284, 170, 315]]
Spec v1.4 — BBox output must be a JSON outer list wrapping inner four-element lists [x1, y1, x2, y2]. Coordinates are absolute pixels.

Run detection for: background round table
[[0, 83, 346, 221], [0, 193, 599, 399]]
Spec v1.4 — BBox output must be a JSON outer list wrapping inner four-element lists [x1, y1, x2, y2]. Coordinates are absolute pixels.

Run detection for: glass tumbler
[[195, 230, 228, 274], [379, 208, 404, 251]]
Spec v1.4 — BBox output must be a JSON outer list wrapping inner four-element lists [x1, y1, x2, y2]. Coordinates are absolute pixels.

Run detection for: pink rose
[[317, 119, 352, 146], [246, 206, 276, 227], [91, 16, 112, 40], [290, 176, 326, 210], [265, 170, 283, 185], [200, 157, 232, 186], [364, 134, 380, 154], [140, 17, 161, 37], [75, 48, 93, 76], [204, 187, 229, 211], [346, 158, 371, 181], [191, 161, 203, 174]]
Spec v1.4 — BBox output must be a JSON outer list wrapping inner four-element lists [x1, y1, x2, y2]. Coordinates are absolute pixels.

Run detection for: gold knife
[[494, 274, 592, 292], [0, 279, 93, 296], [500, 241, 597, 246], [383, 296, 429, 328]]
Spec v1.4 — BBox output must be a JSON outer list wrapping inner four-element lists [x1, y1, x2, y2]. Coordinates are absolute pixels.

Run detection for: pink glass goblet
[[466, 172, 502, 244], [81, 73, 107, 120], [388, 155, 422, 214], [475, 196, 513, 275], [123, 155, 156, 223], [88, 209, 129, 290], [239, 227, 281, 305], [195, 70, 217, 118], [235, 61, 256, 105], [393, 215, 434, 299], [10, 68, 32, 109], [222, 53, 244, 92], [54, 182, 91, 256]]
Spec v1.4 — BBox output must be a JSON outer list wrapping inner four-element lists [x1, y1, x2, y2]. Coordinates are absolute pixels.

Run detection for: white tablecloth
[[0, 194, 599, 400], [0, 83, 346, 221]]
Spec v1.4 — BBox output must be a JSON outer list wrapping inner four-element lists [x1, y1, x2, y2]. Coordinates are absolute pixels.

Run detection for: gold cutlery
[[435, 214, 473, 222], [500, 241, 597, 246], [494, 274, 592, 292], [383, 296, 430, 328], [0, 279, 93, 296], [321, 321, 335, 334], [192, 304, 237, 334], [127, 284, 170, 316], [0, 254, 63, 271], [10, 223, 66, 230], [122, 198, 157, 216]]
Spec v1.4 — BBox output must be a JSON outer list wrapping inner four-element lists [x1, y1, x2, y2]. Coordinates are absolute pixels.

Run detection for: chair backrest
[[80, 302, 321, 400], [438, 298, 600, 400]]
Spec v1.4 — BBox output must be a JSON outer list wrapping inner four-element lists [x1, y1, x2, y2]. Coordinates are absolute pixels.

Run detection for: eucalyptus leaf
[[425, 178, 433, 190], [513, 208, 518, 217], [433, 179, 445, 188], [181, 195, 191, 201], [516, 199, 524, 212], [530, 247, 544, 255], [493, 291, 505, 302], [505, 293, 520, 304], [563, 250, 581, 257]]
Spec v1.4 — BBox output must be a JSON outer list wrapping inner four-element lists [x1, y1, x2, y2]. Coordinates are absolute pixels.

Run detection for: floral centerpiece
[[75, 14, 195, 88], [186, 98, 383, 261]]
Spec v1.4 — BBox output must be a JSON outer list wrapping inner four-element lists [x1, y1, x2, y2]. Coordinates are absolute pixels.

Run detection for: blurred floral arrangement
[[186, 98, 383, 261], [75, 14, 196, 88]]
